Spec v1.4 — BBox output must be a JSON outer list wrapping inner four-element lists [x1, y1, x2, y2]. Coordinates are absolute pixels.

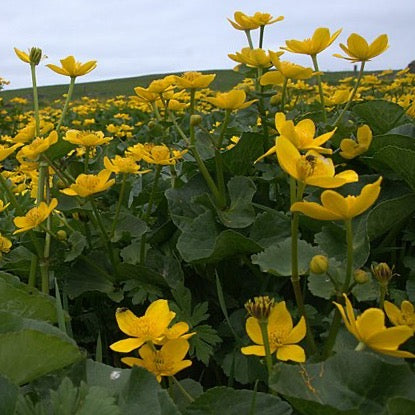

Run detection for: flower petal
[[349, 177, 382, 217], [355, 308, 386, 342], [241, 345, 265, 356], [245, 317, 263, 345], [384, 301, 402, 326], [276, 344, 306, 362], [109, 337, 144, 352], [285, 316, 306, 344], [268, 301, 293, 334]]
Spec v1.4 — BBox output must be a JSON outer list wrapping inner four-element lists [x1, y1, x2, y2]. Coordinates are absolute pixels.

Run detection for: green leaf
[[352, 100, 407, 135], [308, 273, 336, 300], [183, 386, 292, 415], [269, 350, 415, 415], [65, 231, 87, 262], [217, 176, 256, 228], [249, 210, 291, 248], [367, 193, 415, 240], [0, 277, 57, 322], [222, 132, 265, 175], [222, 350, 267, 385], [177, 210, 261, 263], [119, 367, 181, 415], [190, 324, 222, 365], [252, 237, 319, 276], [368, 133, 415, 155], [386, 397, 415, 415], [0, 329, 82, 385], [111, 212, 147, 242], [351, 274, 379, 302], [372, 145, 415, 191], [45, 139, 76, 161], [0, 374, 18, 414]]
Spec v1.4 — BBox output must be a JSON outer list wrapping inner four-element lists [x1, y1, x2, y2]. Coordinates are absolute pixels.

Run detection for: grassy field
[[0, 68, 367, 103]]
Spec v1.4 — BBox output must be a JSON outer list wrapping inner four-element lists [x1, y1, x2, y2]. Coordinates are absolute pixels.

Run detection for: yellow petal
[[260, 71, 285, 86], [285, 316, 306, 344], [109, 337, 144, 352], [268, 301, 293, 334], [276, 136, 300, 179], [115, 308, 142, 337], [368, 34, 389, 59], [366, 325, 413, 350], [355, 308, 386, 341], [384, 301, 403, 326], [320, 190, 349, 219], [162, 338, 190, 362], [291, 200, 342, 221], [347, 33, 369, 58], [276, 344, 306, 362], [241, 345, 265, 356], [245, 317, 263, 345], [349, 177, 382, 218]]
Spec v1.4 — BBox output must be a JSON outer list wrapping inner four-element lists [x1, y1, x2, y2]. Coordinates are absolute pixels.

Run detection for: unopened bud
[[29, 47, 43, 65], [371, 262, 397, 285], [147, 120, 157, 129], [56, 230, 67, 241], [190, 114, 202, 127], [245, 296, 275, 321], [309, 255, 329, 274], [354, 269, 369, 284]]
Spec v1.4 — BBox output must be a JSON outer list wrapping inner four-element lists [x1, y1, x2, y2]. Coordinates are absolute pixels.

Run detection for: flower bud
[[56, 230, 67, 241], [354, 269, 369, 284], [371, 262, 396, 285], [309, 255, 329, 274], [245, 296, 275, 321], [190, 114, 202, 127], [29, 47, 43, 65]]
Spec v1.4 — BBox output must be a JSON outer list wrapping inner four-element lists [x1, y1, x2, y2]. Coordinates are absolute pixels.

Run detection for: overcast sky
[[1, 0, 414, 90]]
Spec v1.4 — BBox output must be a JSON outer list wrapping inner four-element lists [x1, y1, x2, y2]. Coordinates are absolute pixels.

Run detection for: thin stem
[[343, 219, 354, 292], [30, 63, 40, 136], [355, 341, 366, 351], [110, 173, 127, 238], [280, 78, 288, 112], [244, 30, 254, 49], [140, 165, 162, 264], [56, 77, 76, 131], [311, 54, 327, 122], [258, 320, 273, 375], [259, 26, 265, 49], [28, 254, 38, 288], [332, 61, 366, 127], [170, 376, 194, 403], [379, 283, 387, 308]]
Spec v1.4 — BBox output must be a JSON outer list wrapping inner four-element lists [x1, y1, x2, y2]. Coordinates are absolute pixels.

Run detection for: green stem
[[311, 54, 327, 122], [110, 173, 127, 238], [280, 78, 288, 112], [152, 101, 162, 121], [140, 165, 162, 264], [332, 61, 366, 127], [89, 197, 118, 272], [189, 88, 196, 115], [56, 77, 76, 131], [244, 30, 254, 49], [30, 63, 40, 136], [259, 320, 273, 375], [28, 254, 38, 288], [170, 376, 194, 403], [84, 147, 90, 173], [259, 26, 265, 49], [379, 283, 387, 308]]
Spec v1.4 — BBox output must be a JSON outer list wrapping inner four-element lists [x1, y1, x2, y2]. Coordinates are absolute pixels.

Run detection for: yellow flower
[[282, 27, 342, 56], [60, 170, 115, 198], [109, 300, 176, 353], [333, 294, 415, 358], [13, 198, 58, 234], [173, 72, 216, 89], [269, 52, 315, 80], [157, 321, 195, 345], [0, 200, 10, 212], [228, 48, 275, 68], [16, 131, 58, 161], [64, 129, 113, 147], [275, 136, 358, 188], [227, 11, 260, 31], [14, 47, 43, 65], [46, 56, 97, 78], [291, 177, 382, 220], [340, 124, 373, 159], [13, 119, 54, 144], [121, 339, 192, 382], [324, 88, 351, 106], [134, 86, 159, 103], [206, 89, 257, 110], [127, 143, 187, 165], [0, 233, 12, 254], [334, 33, 389, 62], [384, 301, 415, 333], [0, 143, 23, 162], [103, 155, 151, 175], [241, 301, 306, 362], [227, 11, 284, 31]]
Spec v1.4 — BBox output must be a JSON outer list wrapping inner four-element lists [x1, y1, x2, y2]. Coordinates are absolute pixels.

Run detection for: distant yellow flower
[[127, 143, 187, 165], [340, 124, 373, 159], [46, 56, 97, 78], [291, 177, 382, 220], [167, 99, 188, 111], [282, 28, 342, 56], [241, 301, 306, 362], [121, 339, 192, 382], [0, 143, 23, 162], [134, 86, 159, 103], [228, 48, 275, 68], [64, 129, 112, 147], [206, 89, 257, 110], [174, 72, 216, 89], [324, 88, 351, 106], [13, 120, 54, 144], [275, 136, 358, 189], [334, 33, 389, 62], [110, 300, 175, 353], [334, 294, 415, 358], [103, 155, 151, 175], [13, 198, 58, 234], [0, 233, 12, 254], [227, 11, 260, 30], [384, 300, 415, 333], [251, 12, 284, 27], [268, 52, 314, 80], [61, 170, 114, 198], [16, 131, 58, 161]]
